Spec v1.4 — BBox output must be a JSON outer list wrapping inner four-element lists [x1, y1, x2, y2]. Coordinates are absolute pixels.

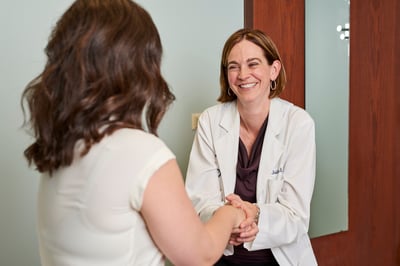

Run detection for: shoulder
[[269, 98, 315, 135], [271, 98, 314, 125], [106, 128, 162, 146], [202, 102, 235, 115], [100, 128, 175, 159], [199, 102, 237, 124]]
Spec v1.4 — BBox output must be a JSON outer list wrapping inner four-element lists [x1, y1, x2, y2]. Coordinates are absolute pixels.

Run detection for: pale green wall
[[136, 0, 244, 175], [305, 0, 349, 237], [0, 1, 243, 265]]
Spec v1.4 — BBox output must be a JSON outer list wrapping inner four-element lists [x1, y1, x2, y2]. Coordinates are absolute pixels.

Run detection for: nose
[[238, 66, 250, 79]]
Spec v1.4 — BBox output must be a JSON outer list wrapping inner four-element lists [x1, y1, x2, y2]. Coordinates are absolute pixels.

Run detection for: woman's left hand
[[229, 222, 259, 245]]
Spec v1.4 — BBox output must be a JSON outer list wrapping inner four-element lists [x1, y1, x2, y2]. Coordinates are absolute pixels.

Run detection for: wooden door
[[244, 0, 305, 108], [245, 0, 400, 265]]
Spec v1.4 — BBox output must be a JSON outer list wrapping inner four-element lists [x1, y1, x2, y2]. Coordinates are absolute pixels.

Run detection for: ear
[[270, 60, 281, 80]]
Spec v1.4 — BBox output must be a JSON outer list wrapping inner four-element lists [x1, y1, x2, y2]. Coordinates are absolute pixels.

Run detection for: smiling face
[[226, 40, 281, 107]]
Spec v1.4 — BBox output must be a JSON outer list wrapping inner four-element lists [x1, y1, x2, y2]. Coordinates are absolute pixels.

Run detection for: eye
[[228, 64, 239, 71], [248, 61, 259, 68]]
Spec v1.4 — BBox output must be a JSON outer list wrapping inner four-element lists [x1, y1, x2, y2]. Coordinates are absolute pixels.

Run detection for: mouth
[[239, 82, 257, 89]]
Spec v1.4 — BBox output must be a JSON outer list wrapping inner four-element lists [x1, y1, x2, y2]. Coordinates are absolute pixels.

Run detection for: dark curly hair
[[21, 0, 175, 174], [218, 28, 287, 102]]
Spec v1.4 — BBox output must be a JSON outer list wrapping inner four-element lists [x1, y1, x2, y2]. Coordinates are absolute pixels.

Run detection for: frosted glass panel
[[306, 0, 350, 237]]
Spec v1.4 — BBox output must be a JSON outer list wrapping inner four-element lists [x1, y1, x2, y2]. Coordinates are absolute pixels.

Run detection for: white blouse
[[37, 129, 175, 266]]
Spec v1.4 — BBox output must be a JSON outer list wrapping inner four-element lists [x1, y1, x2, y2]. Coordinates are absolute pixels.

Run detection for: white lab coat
[[185, 98, 318, 266]]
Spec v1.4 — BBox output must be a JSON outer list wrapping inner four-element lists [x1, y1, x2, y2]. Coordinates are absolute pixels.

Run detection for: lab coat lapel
[[257, 98, 285, 203], [214, 102, 239, 197]]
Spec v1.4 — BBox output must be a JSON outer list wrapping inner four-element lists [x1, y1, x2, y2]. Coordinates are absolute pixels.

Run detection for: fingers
[[226, 195, 260, 226], [231, 227, 243, 234], [235, 235, 257, 243], [239, 223, 259, 238], [229, 239, 243, 246], [239, 215, 254, 229], [226, 193, 242, 201], [225, 194, 243, 208], [242, 202, 258, 223], [229, 232, 242, 246], [225, 195, 261, 244], [230, 222, 259, 244], [228, 199, 242, 208], [237, 202, 258, 224]]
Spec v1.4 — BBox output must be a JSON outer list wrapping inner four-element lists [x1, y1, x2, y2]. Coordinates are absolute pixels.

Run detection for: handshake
[[223, 193, 260, 246]]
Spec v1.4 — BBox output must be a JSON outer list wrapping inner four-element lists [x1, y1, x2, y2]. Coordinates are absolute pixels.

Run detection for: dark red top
[[216, 116, 279, 266]]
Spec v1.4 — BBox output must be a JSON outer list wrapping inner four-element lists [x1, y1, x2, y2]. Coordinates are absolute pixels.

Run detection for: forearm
[[197, 205, 243, 264]]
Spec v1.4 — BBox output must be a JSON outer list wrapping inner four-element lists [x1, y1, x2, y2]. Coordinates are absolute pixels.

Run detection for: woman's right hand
[[222, 203, 246, 229], [225, 193, 260, 244], [226, 194, 258, 225]]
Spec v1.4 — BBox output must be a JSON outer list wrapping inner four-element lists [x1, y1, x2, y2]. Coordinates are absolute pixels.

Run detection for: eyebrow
[[227, 57, 262, 66]]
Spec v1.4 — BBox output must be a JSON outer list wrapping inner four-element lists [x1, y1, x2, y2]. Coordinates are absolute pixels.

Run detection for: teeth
[[240, 83, 256, 89]]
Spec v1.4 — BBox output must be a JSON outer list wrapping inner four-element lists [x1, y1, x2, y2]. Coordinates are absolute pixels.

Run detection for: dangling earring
[[270, 80, 277, 91], [227, 87, 232, 96]]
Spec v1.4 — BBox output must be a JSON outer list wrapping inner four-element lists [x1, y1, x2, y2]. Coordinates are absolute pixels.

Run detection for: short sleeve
[[129, 144, 175, 210]]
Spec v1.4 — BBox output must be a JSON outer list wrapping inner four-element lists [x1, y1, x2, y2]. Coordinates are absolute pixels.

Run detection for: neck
[[238, 99, 270, 134]]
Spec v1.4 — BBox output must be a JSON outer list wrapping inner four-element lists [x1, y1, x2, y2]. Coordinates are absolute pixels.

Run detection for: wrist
[[253, 203, 260, 224], [222, 204, 244, 226]]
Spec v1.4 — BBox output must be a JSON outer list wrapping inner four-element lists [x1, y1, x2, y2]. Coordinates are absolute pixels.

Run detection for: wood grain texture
[[245, 0, 400, 264], [244, 0, 305, 108]]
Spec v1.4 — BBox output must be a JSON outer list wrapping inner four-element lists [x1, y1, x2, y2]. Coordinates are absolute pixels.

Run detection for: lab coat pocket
[[266, 178, 284, 203]]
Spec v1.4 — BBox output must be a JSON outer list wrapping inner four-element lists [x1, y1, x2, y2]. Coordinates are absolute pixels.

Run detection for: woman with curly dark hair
[[21, 1, 247, 265]]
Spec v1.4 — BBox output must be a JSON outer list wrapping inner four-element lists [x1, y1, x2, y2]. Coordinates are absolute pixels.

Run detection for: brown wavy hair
[[21, 0, 175, 174], [218, 28, 287, 102]]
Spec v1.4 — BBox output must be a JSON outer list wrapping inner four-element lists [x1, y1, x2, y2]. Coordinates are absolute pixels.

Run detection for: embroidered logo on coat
[[272, 168, 284, 175]]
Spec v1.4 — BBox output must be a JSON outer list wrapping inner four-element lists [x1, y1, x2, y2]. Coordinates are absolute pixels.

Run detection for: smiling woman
[[226, 39, 281, 154], [227, 40, 280, 114], [185, 28, 318, 266]]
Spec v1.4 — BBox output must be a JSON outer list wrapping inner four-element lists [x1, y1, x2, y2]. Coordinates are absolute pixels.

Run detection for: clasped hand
[[225, 193, 259, 245]]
